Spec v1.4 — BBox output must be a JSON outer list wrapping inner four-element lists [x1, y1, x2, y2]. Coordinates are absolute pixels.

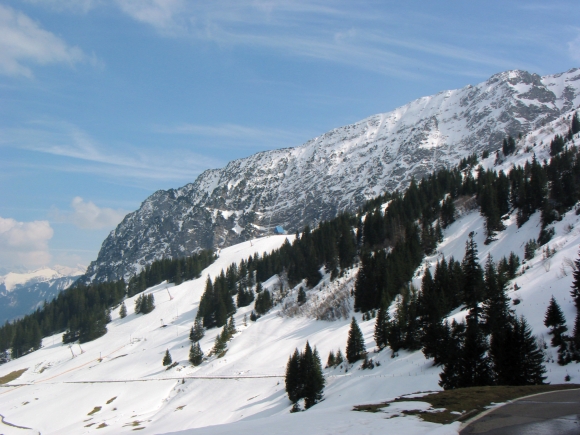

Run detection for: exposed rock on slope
[[83, 68, 580, 282]]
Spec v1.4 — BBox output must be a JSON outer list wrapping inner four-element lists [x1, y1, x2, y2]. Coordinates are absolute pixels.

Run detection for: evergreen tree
[[119, 302, 127, 319], [440, 318, 492, 389], [284, 343, 325, 409], [212, 327, 228, 356], [550, 135, 565, 156], [255, 290, 273, 315], [438, 321, 466, 388], [346, 317, 366, 363], [462, 232, 485, 320], [162, 349, 172, 366], [490, 316, 546, 385], [226, 316, 236, 338], [326, 350, 336, 368], [458, 319, 493, 387], [374, 307, 390, 350], [571, 251, 580, 359], [190, 319, 205, 342], [440, 196, 455, 228], [335, 348, 344, 365], [285, 348, 302, 403], [189, 342, 204, 366], [544, 296, 568, 347], [502, 135, 516, 155], [297, 287, 307, 305], [571, 112, 580, 135], [302, 343, 325, 409], [482, 255, 512, 334], [134, 294, 143, 315]]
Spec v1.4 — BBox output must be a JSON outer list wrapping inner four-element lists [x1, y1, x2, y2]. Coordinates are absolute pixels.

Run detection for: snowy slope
[[82, 68, 580, 283], [0, 266, 85, 323], [1, 189, 580, 434]]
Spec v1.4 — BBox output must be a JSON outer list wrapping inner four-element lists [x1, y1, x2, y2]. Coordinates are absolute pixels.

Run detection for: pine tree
[[335, 348, 344, 365], [374, 308, 390, 350], [134, 294, 143, 314], [119, 302, 127, 319], [162, 349, 172, 366], [189, 342, 204, 366], [302, 343, 325, 409], [438, 321, 466, 389], [284, 343, 325, 409], [255, 290, 272, 315], [571, 112, 580, 135], [297, 287, 307, 305], [462, 232, 485, 320], [226, 316, 236, 338], [458, 319, 492, 388], [544, 296, 568, 347], [190, 319, 205, 342], [346, 317, 366, 363], [482, 255, 512, 334], [326, 350, 336, 368], [440, 196, 455, 228], [285, 348, 302, 403], [212, 327, 228, 356], [490, 316, 546, 385], [571, 251, 580, 359], [502, 136, 516, 155]]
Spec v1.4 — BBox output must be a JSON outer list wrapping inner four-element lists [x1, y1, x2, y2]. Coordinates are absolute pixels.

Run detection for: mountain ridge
[[0, 266, 86, 323], [82, 67, 580, 283]]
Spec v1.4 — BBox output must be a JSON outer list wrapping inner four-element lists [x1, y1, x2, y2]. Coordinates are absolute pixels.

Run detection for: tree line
[[0, 250, 216, 360]]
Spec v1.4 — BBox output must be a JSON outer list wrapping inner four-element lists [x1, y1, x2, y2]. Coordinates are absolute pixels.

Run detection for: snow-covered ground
[[1, 120, 580, 434], [0, 201, 579, 435]]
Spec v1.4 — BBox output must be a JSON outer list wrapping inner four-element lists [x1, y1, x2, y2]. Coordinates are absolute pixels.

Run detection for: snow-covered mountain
[[0, 149, 578, 434], [82, 68, 580, 283], [0, 265, 85, 323], [0, 114, 578, 434]]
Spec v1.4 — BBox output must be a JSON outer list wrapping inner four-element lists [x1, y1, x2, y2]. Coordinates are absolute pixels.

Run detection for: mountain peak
[[81, 67, 580, 284]]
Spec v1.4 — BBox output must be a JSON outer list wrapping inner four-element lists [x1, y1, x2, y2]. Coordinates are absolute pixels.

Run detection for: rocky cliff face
[[82, 68, 580, 283]]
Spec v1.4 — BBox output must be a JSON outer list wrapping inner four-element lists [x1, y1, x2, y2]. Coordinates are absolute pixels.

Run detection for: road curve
[[460, 388, 580, 435]]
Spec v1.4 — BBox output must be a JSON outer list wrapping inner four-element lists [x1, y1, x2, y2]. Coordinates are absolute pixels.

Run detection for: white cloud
[[114, 0, 186, 35], [24, 0, 99, 14], [0, 4, 88, 77], [569, 34, 580, 63], [0, 216, 53, 270], [52, 197, 127, 230]]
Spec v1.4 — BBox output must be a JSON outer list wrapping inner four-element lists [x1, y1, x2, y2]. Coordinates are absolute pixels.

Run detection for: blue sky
[[0, 0, 579, 273]]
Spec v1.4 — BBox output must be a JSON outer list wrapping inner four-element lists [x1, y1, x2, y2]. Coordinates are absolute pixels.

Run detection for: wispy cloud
[[156, 123, 306, 147], [0, 120, 223, 183], [50, 197, 127, 230], [23, 0, 100, 14], [0, 4, 92, 77], [106, 1, 519, 79], [569, 32, 580, 63]]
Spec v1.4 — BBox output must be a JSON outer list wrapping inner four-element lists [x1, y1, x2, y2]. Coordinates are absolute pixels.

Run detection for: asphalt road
[[460, 389, 580, 435]]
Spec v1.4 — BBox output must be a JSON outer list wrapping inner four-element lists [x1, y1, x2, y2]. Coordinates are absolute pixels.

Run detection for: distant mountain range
[[0, 265, 85, 323], [81, 68, 580, 283]]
